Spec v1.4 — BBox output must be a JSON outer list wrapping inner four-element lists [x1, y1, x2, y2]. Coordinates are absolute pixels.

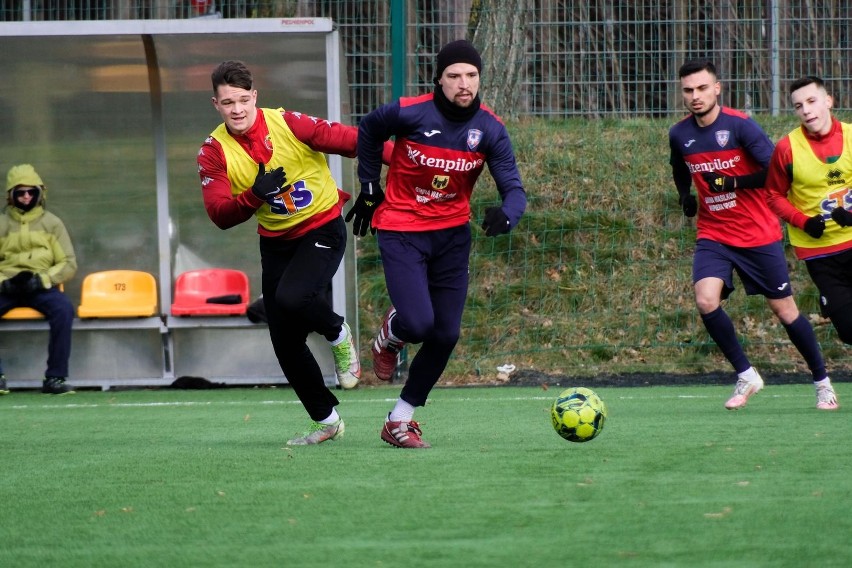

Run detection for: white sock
[[814, 377, 832, 388], [318, 409, 340, 425], [329, 324, 348, 346], [738, 367, 760, 383], [388, 399, 415, 423]]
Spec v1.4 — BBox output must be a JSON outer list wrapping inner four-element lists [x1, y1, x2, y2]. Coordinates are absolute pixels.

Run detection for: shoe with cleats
[[816, 382, 839, 411], [725, 373, 764, 410], [42, 377, 75, 395], [0, 374, 8, 395], [331, 322, 361, 389], [372, 307, 405, 382], [381, 419, 431, 449], [286, 419, 345, 446]]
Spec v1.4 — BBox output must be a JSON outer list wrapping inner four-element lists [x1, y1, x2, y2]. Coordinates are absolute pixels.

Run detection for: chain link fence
[[2, 1, 850, 383], [4, 2, 848, 118]]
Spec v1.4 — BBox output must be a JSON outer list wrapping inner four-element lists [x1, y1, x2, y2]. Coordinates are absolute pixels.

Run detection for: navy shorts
[[693, 239, 793, 300]]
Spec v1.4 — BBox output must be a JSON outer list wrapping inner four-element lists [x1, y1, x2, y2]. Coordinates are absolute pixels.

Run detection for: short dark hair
[[789, 75, 824, 94], [211, 60, 253, 93], [678, 59, 717, 79]]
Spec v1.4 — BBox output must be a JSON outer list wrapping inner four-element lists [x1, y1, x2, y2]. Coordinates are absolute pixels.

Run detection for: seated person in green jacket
[[0, 164, 77, 395]]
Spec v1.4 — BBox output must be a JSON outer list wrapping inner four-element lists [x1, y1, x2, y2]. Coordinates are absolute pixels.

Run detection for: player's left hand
[[701, 172, 735, 193], [831, 206, 852, 227], [482, 207, 511, 237]]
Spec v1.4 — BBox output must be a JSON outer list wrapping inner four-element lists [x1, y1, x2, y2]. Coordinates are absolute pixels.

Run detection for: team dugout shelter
[[0, 17, 357, 390]]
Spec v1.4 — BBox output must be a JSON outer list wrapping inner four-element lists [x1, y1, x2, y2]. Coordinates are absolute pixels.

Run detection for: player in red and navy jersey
[[765, 76, 852, 382], [198, 60, 388, 445], [348, 40, 527, 448], [669, 59, 834, 411]]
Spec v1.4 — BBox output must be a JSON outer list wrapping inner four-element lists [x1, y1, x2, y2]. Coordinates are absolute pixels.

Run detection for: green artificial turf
[[1, 384, 849, 567]]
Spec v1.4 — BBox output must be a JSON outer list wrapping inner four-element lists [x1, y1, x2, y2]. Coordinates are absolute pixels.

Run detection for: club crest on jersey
[[715, 130, 730, 147], [432, 175, 450, 190], [467, 129, 482, 150]]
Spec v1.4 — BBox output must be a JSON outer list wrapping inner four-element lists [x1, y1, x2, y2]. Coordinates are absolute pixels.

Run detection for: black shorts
[[804, 248, 852, 317]]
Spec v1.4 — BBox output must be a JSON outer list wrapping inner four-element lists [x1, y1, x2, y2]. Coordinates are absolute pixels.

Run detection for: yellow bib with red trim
[[211, 108, 338, 232], [788, 122, 852, 249]]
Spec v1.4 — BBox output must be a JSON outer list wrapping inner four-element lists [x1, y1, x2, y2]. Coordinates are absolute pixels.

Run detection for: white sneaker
[[330, 322, 360, 389], [725, 372, 764, 410], [816, 381, 839, 411]]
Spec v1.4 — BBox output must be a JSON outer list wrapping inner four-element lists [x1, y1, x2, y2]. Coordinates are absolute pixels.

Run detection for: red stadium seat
[[171, 268, 250, 316]]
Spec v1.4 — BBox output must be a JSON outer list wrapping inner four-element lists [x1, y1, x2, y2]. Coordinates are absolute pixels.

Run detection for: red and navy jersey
[[669, 107, 781, 247], [357, 93, 526, 232]]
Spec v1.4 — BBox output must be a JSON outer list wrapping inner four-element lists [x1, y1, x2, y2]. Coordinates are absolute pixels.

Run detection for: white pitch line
[[0, 390, 811, 411]]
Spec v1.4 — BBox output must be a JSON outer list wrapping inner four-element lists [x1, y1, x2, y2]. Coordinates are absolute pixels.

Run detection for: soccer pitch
[[1, 384, 849, 567]]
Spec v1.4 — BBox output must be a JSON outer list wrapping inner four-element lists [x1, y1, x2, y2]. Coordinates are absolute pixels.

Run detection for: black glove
[[0, 278, 15, 296], [1, 271, 42, 297], [831, 206, 852, 227], [679, 194, 698, 217], [344, 181, 385, 236], [250, 162, 287, 201], [22, 272, 44, 294], [803, 215, 826, 238], [481, 207, 511, 237], [702, 172, 735, 193]]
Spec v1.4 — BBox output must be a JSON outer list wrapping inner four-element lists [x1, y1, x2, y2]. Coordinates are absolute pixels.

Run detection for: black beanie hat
[[434, 39, 482, 82]]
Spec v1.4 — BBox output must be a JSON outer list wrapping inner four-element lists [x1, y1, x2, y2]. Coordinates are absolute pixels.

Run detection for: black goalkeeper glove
[[251, 162, 287, 201], [702, 172, 735, 193], [679, 194, 698, 218], [345, 181, 385, 236], [481, 207, 511, 237], [803, 215, 826, 238], [831, 207, 852, 227]]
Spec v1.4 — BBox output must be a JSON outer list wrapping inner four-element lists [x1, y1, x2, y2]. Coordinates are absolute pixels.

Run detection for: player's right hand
[[803, 214, 826, 238], [251, 162, 287, 201], [679, 194, 698, 218], [345, 181, 385, 236]]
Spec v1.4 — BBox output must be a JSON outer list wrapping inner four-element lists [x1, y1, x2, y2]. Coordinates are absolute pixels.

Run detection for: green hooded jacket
[[0, 204, 77, 288]]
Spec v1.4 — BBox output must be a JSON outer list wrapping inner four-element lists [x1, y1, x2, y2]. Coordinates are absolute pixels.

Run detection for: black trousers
[[260, 216, 346, 421], [0, 286, 74, 378]]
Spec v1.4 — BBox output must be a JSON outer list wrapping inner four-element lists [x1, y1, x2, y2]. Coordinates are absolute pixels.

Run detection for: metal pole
[[23, 0, 32, 21], [770, 0, 780, 116], [391, 0, 407, 99]]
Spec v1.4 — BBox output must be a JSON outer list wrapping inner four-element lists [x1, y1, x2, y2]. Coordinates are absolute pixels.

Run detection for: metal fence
[[3, 1, 851, 382], [4, 1, 851, 119]]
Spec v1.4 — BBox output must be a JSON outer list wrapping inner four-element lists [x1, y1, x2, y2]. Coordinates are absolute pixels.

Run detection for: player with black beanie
[[348, 39, 527, 448]]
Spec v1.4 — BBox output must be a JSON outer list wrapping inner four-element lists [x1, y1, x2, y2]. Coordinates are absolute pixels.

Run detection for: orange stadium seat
[[171, 268, 250, 316], [77, 270, 158, 318]]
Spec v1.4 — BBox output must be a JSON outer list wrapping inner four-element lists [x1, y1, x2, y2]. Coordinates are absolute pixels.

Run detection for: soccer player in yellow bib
[[766, 76, 852, 408], [197, 60, 389, 445]]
